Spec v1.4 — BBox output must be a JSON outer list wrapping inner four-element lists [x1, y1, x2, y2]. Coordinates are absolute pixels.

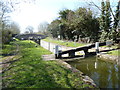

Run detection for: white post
[[55, 45, 59, 58], [95, 42, 99, 54]]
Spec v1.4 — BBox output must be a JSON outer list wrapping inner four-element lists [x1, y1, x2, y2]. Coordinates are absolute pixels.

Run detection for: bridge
[[14, 34, 47, 45]]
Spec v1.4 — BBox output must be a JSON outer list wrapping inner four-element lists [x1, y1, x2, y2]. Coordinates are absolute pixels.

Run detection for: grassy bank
[[2, 40, 93, 88], [1, 43, 16, 55], [107, 50, 120, 56], [0, 42, 18, 60], [43, 37, 86, 47], [101, 44, 119, 56]]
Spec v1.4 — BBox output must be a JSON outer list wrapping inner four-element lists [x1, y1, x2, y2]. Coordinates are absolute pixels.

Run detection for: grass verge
[[107, 50, 120, 56], [43, 37, 86, 47], [2, 40, 94, 88]]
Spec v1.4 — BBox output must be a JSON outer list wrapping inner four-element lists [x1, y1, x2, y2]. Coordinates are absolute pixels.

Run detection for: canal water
[[68, 56, 120, 88]]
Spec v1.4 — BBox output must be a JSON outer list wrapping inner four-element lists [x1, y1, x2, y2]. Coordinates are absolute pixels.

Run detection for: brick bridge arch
[[15, 34, 47, 45]]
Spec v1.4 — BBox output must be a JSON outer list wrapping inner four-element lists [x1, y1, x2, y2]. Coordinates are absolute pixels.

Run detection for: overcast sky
[[9, 0, 118, 33]]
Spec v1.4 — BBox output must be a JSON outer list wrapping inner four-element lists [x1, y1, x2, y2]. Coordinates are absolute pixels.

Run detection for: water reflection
[[87, 64, 89, 71], [68, 56, 119, 88], [94, 58, 98, 69]]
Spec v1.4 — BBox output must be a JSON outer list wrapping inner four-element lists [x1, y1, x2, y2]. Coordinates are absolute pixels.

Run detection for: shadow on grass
[[0, 57, 22, 65], [2, 58, 83, 88]]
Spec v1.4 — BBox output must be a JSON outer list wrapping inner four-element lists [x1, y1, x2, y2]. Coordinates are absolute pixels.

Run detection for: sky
[[9, 0, 118, 33]]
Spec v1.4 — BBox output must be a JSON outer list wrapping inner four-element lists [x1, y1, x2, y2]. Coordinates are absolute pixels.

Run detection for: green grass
[[1, 42, 17, 55], [2, 40, 93, 88], [107, 50, 120, 56], [101, 44, 119, 56], [43, 37, 86, 47], [101, 45, 118, 48]]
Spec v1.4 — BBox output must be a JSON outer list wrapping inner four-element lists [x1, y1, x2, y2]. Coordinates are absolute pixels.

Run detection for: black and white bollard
[[95, 42, 99, 54], [55, 45, 59, 59]]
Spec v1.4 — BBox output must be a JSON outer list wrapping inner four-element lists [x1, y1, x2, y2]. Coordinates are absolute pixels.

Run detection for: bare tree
[[9, 22, 20, 34], [38, 22, 49, 33], [85, 0, 118, 21], [26, 26, 34, 34], [0, 1, 12, 31]]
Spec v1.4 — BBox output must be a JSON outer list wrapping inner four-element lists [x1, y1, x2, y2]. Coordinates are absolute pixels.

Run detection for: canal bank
[[97, 50, 120, 65]]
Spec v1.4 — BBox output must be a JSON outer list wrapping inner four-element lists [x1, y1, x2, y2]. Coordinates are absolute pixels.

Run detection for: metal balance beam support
[[83, 48, 89, 56], [68, 51, 75, 57]]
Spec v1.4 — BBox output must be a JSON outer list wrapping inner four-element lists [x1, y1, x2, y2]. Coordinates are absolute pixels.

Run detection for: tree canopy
[[47, 8, 100, 43], [47, 1, 120, 43]]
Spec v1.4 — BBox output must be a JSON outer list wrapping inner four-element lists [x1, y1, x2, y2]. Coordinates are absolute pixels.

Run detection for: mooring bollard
[[95, 42, 99, 54]]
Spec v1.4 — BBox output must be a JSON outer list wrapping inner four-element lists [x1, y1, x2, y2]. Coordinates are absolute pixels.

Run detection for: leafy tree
[[112, 1, 120, 41], [99, 1, 107, 41], [86, 0, 119, 42], [100, 0, 112, 41], [58, 9, 74, 40], [47, 19, 60, 38], [48, 8, 100, 43], [74, 8, 100, 42]]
